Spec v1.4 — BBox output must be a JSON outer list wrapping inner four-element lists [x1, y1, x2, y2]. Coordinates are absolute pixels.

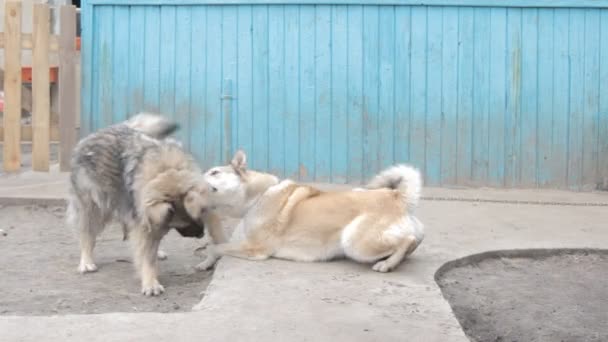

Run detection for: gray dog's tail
[[125, 112, 179, 139]]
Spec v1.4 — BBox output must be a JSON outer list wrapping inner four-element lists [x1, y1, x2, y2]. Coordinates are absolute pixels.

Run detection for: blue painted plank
[[80, 2, 95, 135], [87, 0, 608, 10], [128, 6, 145, 117], [330, 5, 348, 183], [394, 6, 411, 166], [471, 8, 490, 185], [268, 5, 286, 177], [174, 6, 192, 144], [488, 7, 507, 187], [222, 6, 238, 163], [252, 5, 269, 171], [284, 5, 300, 179], [378, 6, 395, 173], [505, 8, 522, 187], [536, 8, 554, 187], [205, 6, 223, 167], [440, 7, 459, 185], [189, 6, 207, 162], [236, 6, 253, 160], [159, 5, 176, 121], [520, 8, 538, 186], [568, 9, 585, 189], [315, 5, 332, 182], [112, 7, 129, 123], [299, 6, 316, 180], [552, 8, 570, 187], [97, 6, 114, 128], [457, 7, 474, 184], [409, 6, 427, 176], [425, 7, 442, 186], [362, 6, 379, 180], [346, 6, 363, 182], [600, 10, 608, 189], [143, 6, 160, 113], [582, 9, 600, 189]]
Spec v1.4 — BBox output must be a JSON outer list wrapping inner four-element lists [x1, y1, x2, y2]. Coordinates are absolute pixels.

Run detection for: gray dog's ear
[[231, 150, 247, 172]]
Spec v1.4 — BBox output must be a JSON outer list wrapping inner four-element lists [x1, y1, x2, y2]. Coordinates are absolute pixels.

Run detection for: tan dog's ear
[[144, 202, 174, 231], [231, 150, 247, 172]]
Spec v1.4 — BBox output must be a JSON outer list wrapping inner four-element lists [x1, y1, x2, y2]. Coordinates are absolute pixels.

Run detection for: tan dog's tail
[[125, 112, 179, 139], [366, 164, 422, 209]]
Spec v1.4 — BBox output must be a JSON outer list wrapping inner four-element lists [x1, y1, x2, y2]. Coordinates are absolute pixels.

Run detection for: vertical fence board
[[346, 5, 363, 183], [330, 5, 348, 183], [32, 4, 50, 171], [488, 8, 507, 187], [58, 5, 77, 172], [426, 7, 443, 185], [299, 6, 315, 181], [520, 8, 538, 186], [268, 5, 286, 177], [315, 5, 332, 182], [3, 1, 22, 172], [440, 7, 459, 185], [582, 9, 600, 190]]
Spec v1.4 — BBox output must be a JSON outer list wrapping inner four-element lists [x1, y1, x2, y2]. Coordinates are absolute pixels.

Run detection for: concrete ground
[[0, 171, 607, 342]]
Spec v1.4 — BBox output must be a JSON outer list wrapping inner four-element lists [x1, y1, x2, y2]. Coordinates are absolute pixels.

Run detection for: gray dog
[[67, 113, 211, 296]]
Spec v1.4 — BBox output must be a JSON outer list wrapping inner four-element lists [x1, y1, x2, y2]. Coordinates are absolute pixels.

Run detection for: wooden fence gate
[[0, 1, 79, 172]]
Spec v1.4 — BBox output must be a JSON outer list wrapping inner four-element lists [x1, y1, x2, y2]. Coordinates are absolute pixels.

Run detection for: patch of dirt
[[436, 249, 608, 342], [0, 205, 214, 316]]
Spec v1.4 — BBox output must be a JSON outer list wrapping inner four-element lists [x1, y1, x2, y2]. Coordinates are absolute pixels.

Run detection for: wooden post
[[32, 4, 51, 171], [58, 5, 77, 172], [3, 1, 22, 172]]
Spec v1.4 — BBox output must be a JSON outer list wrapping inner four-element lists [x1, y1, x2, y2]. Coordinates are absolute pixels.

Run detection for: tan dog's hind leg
[[212, 241, 272, 261], [372, 235, 417, 273]]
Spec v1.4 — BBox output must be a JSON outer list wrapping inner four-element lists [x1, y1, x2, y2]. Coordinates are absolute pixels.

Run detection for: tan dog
[[196, 150, 424, 272]]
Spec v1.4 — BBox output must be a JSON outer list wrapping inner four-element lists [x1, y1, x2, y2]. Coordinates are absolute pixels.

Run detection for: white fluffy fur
[[366, 164, 422, 209]]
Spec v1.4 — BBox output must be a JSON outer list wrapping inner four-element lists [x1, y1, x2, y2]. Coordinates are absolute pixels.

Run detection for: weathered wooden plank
[[505, 8, 522, 187], [221, 6, 238, 163], [0, 125, 60, 142], [0, 32, 59, 51], [568, 9, 585, 189], [488, 8, 507, 187], [189, 6, 207, 163], [346, 5, 363, 182], [440, 7, 459, 186], [58, 5, 78, 172], [520, 8, 539, 186], [268, 5, 286, 177], [143, 6, 161, 114], [315, 5, 332, 182], [582, 9, 601, 190], [112, 6, 130, 123], [128, 6, 145, 116], [471, 8, 490, 185], [299, 6, 315, 180], [457, 7, 474, 184], [32, 4, 51, 171], [284, 5, 300, 179], [599, 10, 608, 190], [536, 8, 554, 187], [204, 5, 222, 167], [552, 9, 570, 187], [234, 5, 253, 161], [409, 6, 427, 175], [3, 1, 22, 172], [394, 7, 410, 168], [330, 5, 348, 183], [175, 6, 192, 145], [378, 6, 395, 173], [79, 0, 94, 136], [159, 5, 177, 124], [425, 7, 442, 186], [362, 6, 379, 180], [251, 5, 270, 171], [87, 0, 608, 10]]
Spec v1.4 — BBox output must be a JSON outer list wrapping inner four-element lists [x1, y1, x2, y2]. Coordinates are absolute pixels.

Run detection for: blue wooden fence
[[81, 0, 608, 190]]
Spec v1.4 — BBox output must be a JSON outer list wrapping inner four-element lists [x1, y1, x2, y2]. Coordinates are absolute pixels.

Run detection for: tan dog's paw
[[157, 250, 168, 260], [78, 262, 98, 274], [195, 256, 218, 271], [141, 280, 165, 296], [372, 260, 394, 273]]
